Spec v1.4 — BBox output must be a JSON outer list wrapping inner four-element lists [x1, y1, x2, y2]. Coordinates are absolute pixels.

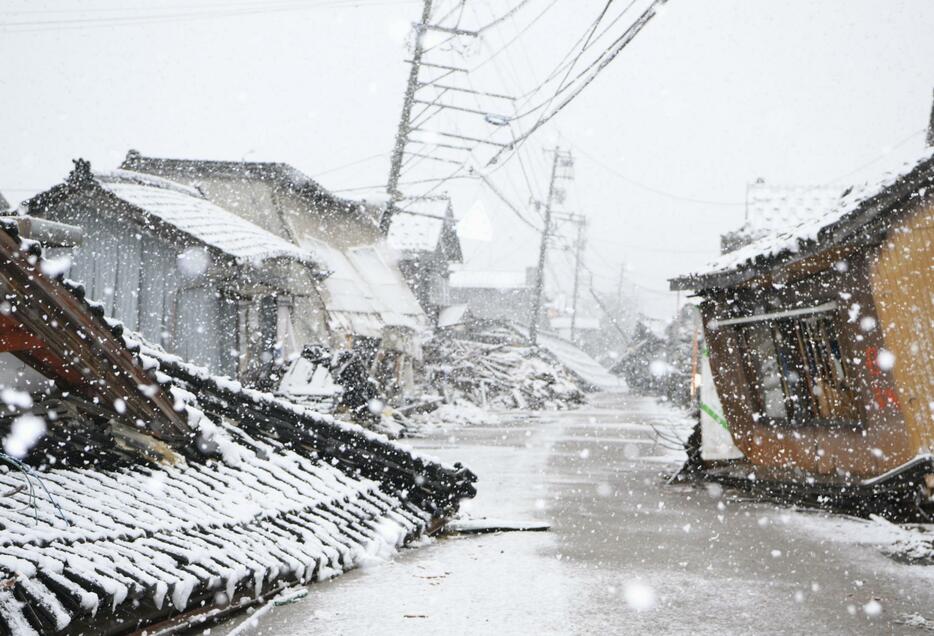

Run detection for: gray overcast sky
[[2, 0, 933, 322]]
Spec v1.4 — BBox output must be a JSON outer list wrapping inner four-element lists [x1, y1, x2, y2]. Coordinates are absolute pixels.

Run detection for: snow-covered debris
[[503, 322, 622, 391], [0, 217, 476, 634], [422, 323, 586, 412]]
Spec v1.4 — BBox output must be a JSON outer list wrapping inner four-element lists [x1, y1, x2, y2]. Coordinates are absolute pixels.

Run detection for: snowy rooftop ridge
[[672, 146, 934, 289], [723, 182, 849, 250], [94, 168, 318, 267], [120, 150, 375, 223]]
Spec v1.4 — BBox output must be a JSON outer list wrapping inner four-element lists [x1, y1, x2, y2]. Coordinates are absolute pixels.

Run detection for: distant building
[[448, 267, 535, 323], [387, 198, 462, 320]]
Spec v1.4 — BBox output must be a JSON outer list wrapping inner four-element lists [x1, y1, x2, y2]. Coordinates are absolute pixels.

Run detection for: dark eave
[[121, 150, 376, 225]]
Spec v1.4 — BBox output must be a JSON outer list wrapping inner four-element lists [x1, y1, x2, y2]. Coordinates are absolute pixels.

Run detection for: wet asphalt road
[[221, 393, 934, 635]]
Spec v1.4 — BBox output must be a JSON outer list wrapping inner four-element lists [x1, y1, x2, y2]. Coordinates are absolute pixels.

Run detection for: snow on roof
[[122, 151, 364, 213], [346, 245, 424, 328], [437, 303, 469, 328], [303, 238, 424, 336], [387, 211, 445, 253], [509, 323, 622, 390], [97, 170, 315, 266], [727, 183, 847, 247], [674, 148, 934, 288], [0, 221, 478, 633], [449, 269, 529, 290], [536, 332, 622, 390]]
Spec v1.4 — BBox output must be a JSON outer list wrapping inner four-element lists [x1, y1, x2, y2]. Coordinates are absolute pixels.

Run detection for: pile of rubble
[[422, 323, 586, 412], [0, 219, 476, 634]]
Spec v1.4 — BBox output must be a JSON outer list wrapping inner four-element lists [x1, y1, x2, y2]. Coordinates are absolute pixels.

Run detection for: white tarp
[[699, 353, 744, 461]]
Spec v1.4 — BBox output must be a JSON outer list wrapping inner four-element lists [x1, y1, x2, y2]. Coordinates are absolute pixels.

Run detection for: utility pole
[[568, 214, 587, 343], [529, 147, 573, 345], [616, 262, 625, 306], [383, 0, 434, 231]]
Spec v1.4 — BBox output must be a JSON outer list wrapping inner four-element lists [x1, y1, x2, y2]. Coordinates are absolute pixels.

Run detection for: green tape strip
[[699, 401, 730, 432]]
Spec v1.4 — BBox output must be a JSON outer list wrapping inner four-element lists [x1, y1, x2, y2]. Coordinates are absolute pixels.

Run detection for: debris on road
[[422, 321, 587, 413], [445, 517, 552, 535]]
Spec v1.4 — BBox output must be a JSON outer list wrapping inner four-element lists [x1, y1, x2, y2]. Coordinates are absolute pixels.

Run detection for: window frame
[[732, 306, 860, 428]]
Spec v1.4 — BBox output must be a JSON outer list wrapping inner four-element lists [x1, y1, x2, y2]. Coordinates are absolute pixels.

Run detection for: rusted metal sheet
[[0, 222, 191, 443]]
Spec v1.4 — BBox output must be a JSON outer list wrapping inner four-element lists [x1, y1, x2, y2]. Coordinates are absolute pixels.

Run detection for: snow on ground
[[219, 392, 934, 634]]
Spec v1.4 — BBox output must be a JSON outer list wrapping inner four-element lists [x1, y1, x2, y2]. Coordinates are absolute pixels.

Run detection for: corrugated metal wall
[[50, 198, 238, 376]]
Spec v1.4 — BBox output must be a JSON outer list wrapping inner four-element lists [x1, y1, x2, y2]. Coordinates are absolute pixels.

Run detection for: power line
[[512, 0, 640, 106], [475, 0, 535, 34], [1, 0, 417, 33], [570, 142, 746, 206], [488, 0, 668, 165], [824, 127, 926, 183], [311, 152, 389, 178], [478, 173, 543, 232], [331, 175, 472, 193], [509, 0, 619, 123], [470, 0, 559, 72]]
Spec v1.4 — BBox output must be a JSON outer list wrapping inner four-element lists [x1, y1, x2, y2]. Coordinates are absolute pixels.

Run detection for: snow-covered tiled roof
[[387, 212, 445, 253], [0, 220, 475, 633], [97, 170, 315, 266], [673, 148, 934, 289], [449, 269, 529, 290], [724, 183, 847, 249]]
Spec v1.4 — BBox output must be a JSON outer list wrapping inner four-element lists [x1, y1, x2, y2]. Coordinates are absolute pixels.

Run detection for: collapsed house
[[424, 321, 586, 411], [670, 135, 934, 512], [0, 218, 475, 633], [421, 314, 620, 415], [386, 198, 462, 321], [117, 152, 427, 393]]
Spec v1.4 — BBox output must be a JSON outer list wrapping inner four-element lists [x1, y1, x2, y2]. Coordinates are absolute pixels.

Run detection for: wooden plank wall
[[871, 202, 934, 452]]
